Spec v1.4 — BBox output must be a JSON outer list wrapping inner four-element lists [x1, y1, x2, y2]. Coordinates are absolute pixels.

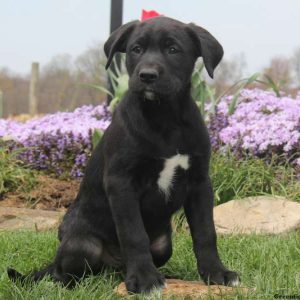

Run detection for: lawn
[[1, 86, 300, 299], [0, 230, 299, 299]]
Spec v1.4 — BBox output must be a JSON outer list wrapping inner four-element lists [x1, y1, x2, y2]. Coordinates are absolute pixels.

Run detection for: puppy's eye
[[131, 46, 143, 54], [168, 46, 179, 54]]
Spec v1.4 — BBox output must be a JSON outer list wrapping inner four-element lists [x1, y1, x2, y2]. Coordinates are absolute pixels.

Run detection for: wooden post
[[29, 62, 39, 115], [0, 90, 3, 118], [107, 0, 123, 104]]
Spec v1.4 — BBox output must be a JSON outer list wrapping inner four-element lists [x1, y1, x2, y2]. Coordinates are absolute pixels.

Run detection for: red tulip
[[141, 9, 162, 21]]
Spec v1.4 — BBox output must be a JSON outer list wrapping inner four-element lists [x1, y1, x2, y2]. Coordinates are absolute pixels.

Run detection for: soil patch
[[0, 175, 80, 211]]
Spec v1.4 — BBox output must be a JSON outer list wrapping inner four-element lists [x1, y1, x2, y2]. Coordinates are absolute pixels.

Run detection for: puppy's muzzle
[[139, 68, 160, 101], [139, 68, 159, 84]]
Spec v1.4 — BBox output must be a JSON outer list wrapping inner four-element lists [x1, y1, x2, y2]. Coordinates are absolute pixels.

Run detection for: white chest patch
[[157, 154, 190, 198]]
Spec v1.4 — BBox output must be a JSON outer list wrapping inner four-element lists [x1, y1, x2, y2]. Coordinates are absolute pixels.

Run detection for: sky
[[0, 0, 299, 76]]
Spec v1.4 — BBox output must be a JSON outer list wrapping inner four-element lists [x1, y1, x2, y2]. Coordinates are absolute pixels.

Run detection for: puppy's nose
[[139, 68, 159, 83]]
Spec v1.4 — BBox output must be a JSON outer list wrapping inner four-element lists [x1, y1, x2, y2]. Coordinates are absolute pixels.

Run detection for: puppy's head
[[104, 17, 223, 101]]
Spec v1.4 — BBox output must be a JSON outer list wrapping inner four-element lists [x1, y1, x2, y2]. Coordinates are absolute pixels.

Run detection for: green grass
[[0, 230, 299, 299], [210, 151, 300, 204], [1, 145, 299, 299], [0, 145, 37, 196]]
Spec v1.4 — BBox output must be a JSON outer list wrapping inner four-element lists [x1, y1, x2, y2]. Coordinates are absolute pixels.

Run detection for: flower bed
[[208, 89, 300, 176], [1, 89, 300, 178], [0, 105, 111, 177]]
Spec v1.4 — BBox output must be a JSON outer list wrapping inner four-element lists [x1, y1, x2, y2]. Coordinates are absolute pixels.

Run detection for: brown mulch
[[115, 279, 249, 298], [0, 175, 80, 211]]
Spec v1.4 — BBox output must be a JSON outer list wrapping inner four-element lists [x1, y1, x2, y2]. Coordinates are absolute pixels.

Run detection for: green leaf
[[92, 129, 103, 149], [109, 97, 121, 113], [263, 74, 281, 97], [114, 74, 129, 99], [77, 83, 113, 97], [228, 73, 260, 115], [207, 87, 216, 115], [107, 69, 118, 91]]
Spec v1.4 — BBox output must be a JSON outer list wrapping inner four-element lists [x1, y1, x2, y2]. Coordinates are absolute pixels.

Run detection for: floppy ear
[[104, 20, 140, 69], [186, 23, 224, 78]]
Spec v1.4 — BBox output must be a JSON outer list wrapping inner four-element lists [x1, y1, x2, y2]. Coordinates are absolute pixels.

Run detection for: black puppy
[[8, 16, 239, 293]]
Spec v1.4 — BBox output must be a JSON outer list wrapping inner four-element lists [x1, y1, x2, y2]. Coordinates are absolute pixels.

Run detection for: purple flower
[[0, 104, 111, 177], [208, 88, 300, 177]]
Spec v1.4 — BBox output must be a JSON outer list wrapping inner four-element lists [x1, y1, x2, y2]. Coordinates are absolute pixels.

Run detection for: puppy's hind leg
[[8, 235, 105, 287], [51, 235, 105, 286]]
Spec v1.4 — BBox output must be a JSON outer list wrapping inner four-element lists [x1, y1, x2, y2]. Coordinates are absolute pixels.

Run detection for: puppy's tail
[[7, 263, 55, 284]]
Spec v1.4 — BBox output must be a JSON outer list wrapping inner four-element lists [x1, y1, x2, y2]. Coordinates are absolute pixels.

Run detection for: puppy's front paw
[[200, 268, 240, 286], [125, 263, 165, 294]]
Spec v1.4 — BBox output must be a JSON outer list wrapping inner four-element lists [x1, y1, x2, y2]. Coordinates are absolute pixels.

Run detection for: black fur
[[8, 17, 239, 293]]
